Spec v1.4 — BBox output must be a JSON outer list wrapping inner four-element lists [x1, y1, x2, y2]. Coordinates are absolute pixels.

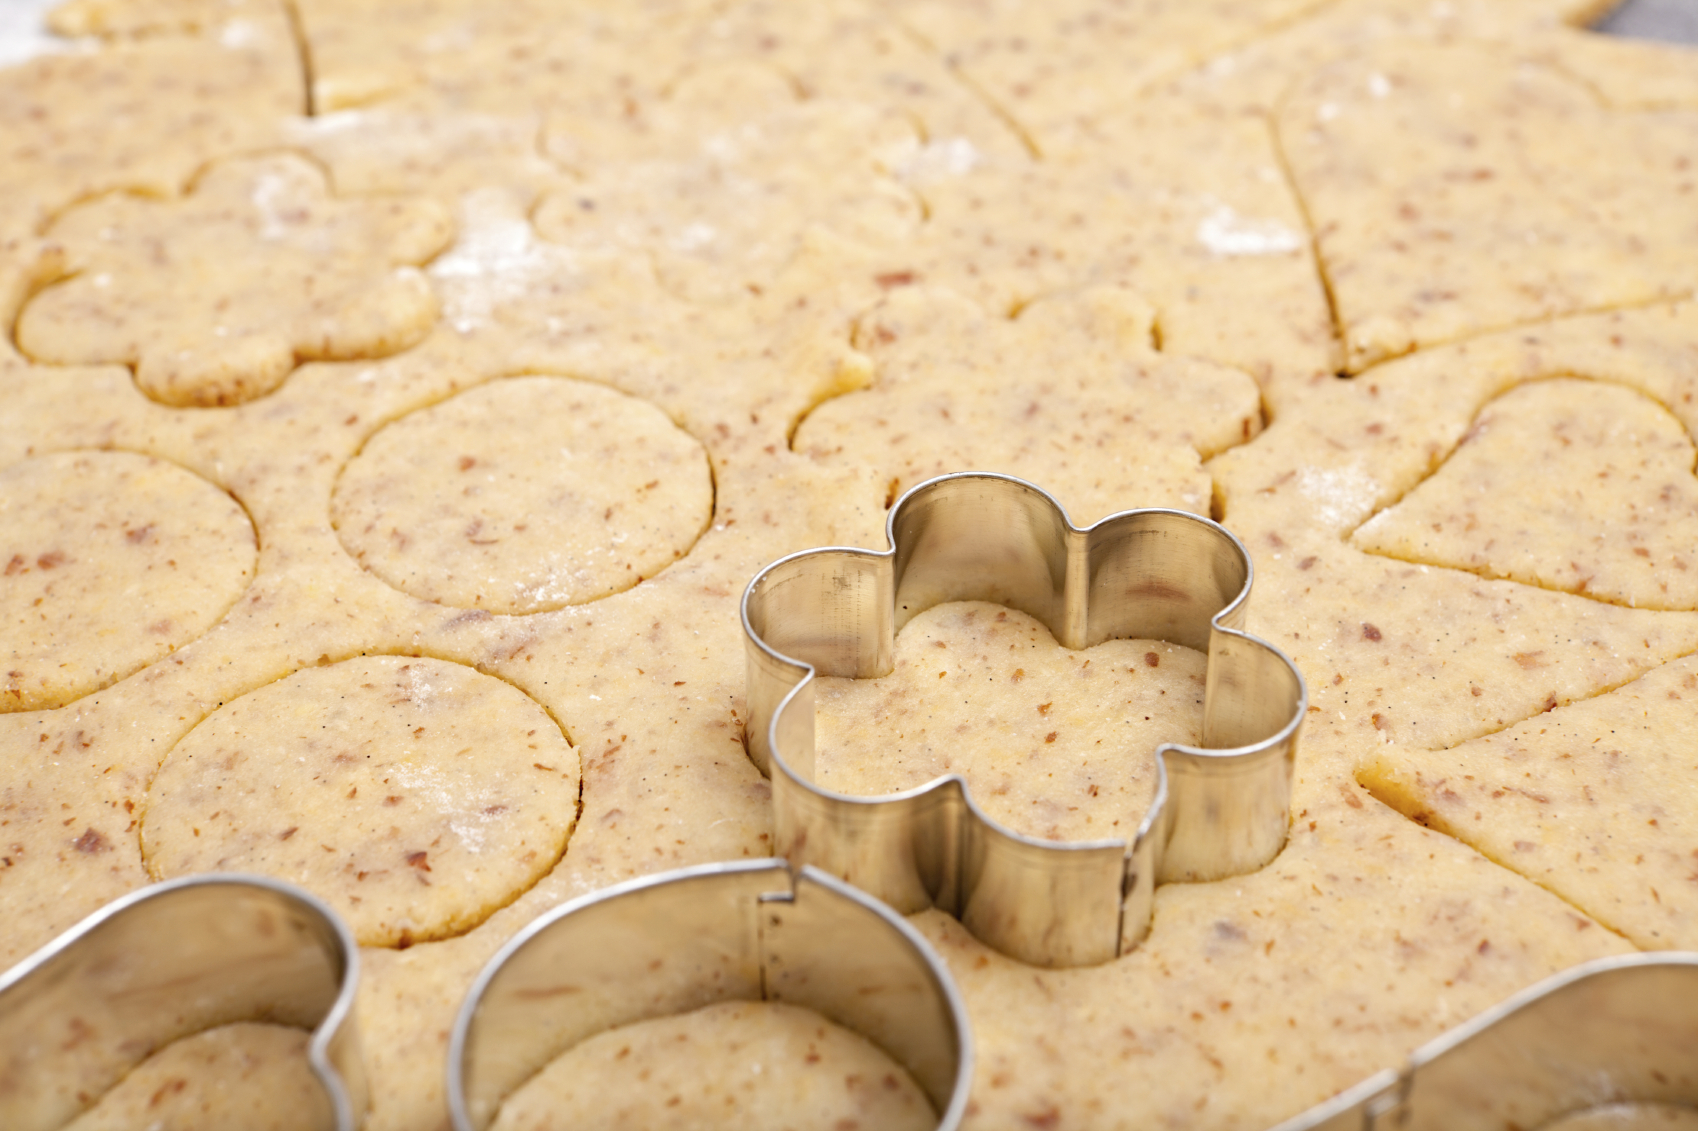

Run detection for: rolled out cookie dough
[[817, 601, 1205, 843], [1278, 38, 1698, 371], [1, 449, 255, 712], [795, 285, 1262, 524], [17, 152, 452, 407], [1359, 650, 1698, 950], [332, 376, 713, 613], [142, 655, 580, 947], [1353, 378, 1698, 610], [490, 1001, 933, 1131], [61, 1023, 317, 1131]]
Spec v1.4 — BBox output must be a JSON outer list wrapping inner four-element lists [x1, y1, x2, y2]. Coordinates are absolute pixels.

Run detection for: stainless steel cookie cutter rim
[[447, 857, 972, 1131], [0, 872, 365, 1131], [1273, 951, 1698, 1130], [742, 471, 1308, 968]]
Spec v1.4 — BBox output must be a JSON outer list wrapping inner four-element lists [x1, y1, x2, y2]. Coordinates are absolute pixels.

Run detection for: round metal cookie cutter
[[742, 471, 1309, 968], [447, 858, 972, 1131], [0, 873, 366, 1131]]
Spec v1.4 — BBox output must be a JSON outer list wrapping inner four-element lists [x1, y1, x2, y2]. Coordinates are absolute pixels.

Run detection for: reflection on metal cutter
[[1275, 952, 1698, 1130], [0, 874, 365, 1131], [448, 858, 971, 1131], [741, 471, 1309, 968]]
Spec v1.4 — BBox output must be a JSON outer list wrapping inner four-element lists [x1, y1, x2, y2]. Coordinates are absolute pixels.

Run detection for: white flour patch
[[1196, 204, 1304, 257], [1298, 464, 1383, 530]]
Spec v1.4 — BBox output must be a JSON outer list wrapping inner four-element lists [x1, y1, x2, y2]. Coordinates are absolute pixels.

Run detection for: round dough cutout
[[332, 376, 712, 613], [142, 655, 581, 947], [1, 450, 256, 712]]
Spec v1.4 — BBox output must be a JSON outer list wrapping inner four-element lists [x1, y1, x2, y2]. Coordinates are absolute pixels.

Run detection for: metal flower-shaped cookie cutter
[[1277, 952, 1698, 1130], [742, 472, 1307, 968], [0, 873, 365, 1131], [448, 858, 971, 1131]]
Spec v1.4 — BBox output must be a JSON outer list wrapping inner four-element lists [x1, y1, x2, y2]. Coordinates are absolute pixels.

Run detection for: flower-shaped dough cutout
[[817, 601, 1207, 844], [1353, 379, 1698, 610], [17, 152, 453, 406], [142, 655, 581, 947], [332, 376, 713, 613], [2, 450, 256, 712], [793, 285, 1263, 523]]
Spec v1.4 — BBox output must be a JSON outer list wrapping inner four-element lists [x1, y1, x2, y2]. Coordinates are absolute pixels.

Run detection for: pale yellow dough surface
[[143, 655, 581, 946], [19, 152, 452, 406], [1549, 1106, 1698, 1131], [1, 450, 255, 712], [61, 1024, 318, 1131], [333, 375, 712, 613], [491, 1001, 934, 1131], [1354, 378, 1698, 610], [818, 602, 1203, 842], [1, 2, 1696, 1131]]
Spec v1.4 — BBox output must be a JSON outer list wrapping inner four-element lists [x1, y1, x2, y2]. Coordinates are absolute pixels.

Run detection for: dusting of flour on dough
[[1196, 202, 1304, 256]]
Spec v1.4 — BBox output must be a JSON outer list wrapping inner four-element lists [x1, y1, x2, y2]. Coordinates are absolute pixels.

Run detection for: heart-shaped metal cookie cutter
[[448, 858, 971, 1131], [0, 873, 365, 1130], [1276, 952, 1698, 1130], [742, 471, 1307, 968]]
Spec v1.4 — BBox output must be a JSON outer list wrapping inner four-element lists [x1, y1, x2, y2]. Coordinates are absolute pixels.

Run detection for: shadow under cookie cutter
[[0, 873, 365, 1131], [448, 858, 970, 1131], [1275, 952, 1698, 1130], [742, 471, 1308, 968]]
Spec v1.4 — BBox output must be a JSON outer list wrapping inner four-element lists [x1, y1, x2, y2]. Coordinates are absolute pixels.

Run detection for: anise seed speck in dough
[[142, 655, 580, 947], [1, 449, 255, 712], [332, 375, 713, 613]]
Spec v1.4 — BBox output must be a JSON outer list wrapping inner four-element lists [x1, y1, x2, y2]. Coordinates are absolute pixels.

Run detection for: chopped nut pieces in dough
[[817, 602, 1203, 842], [333, 375, 712, 613], [3, 2, 1698, 1131], [0, 0, 300, 240], [490, 1001, 934, 1131], [1279, 37, 1698, 371], [1, 450, 255, 712], [1354, 378, 1698, 610], [142, 656, 580, 947], [18, 153, 452, 406], [1361, 650, 1698, 950], [60, 1024, 317, 1131], [795, 285, 1261, 523], [532, 93, 920, 303]]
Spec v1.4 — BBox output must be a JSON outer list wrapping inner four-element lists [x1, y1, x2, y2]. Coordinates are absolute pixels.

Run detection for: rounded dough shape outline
[[0, 446, 258, 713], [329, 375, 715, 615], [1347, 375, 1698, 610], [137, 651, 583, 948]]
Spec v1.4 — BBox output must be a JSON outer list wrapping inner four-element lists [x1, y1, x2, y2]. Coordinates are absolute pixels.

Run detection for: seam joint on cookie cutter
[[741, 471, 1308, 968], [0, 874, 366, 1131], [448, 857, 971, 1131]]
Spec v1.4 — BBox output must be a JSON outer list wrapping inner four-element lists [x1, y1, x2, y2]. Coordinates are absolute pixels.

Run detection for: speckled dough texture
[[2, 1, 1697, 1130]]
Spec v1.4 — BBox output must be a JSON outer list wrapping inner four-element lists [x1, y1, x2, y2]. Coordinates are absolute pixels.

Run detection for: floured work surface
[[1, 0, 1697, 1128]]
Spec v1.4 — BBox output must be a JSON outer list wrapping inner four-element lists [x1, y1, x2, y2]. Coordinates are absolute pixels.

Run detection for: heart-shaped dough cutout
[[1352, 378, 1698, 610]]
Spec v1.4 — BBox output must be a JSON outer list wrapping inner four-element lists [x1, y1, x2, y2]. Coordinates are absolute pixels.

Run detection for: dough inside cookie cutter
[[0, 874, 365, 1131], [742, 471, 1308, 968], [1275, 952, 1698, 1130], [448, 858, 971, 1131]]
